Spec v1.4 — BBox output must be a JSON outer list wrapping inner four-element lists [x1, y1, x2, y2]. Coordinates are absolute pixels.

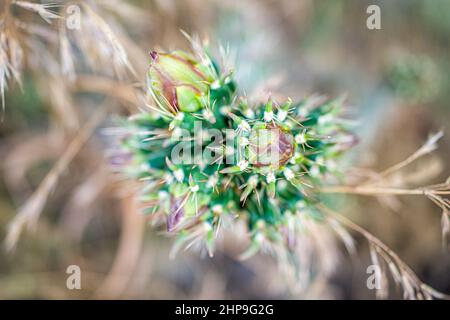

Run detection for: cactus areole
[[248, 124, 295, 168]]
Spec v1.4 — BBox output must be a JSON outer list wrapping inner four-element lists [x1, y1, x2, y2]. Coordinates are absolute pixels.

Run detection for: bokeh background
[[0, 0, 449, 299]]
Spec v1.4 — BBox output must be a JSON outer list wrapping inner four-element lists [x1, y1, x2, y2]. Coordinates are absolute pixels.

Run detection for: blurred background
[[0, 0, 449, 299]]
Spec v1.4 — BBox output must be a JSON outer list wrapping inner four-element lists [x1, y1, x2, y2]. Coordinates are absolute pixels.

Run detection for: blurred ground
[[0, 0, 449, 299]]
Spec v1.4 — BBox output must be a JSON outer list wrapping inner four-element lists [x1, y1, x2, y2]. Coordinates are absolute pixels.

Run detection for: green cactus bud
[[149, 51, 214, 113]]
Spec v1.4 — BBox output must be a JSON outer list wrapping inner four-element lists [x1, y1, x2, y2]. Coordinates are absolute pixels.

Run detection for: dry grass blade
[[377, 131, 443, 179], [96, 0, 153, 25], [319, 185, 450, 197], [0, 29, 24, 111], [327, 217, 356, 255], [59, 24, 75, 82], [317, 132, 450, 248], [4, 109, 105, 251], [81, 4, 136, 77], [369, 245, 389, 299], [73, 75, 140, 106], [320, 204, 450, 300], [13, 1, 60, 24], [441, 209, 450, 250], [0, 32, 10, 110], [48, 76, 79, 131], [95, 194, 145, 298]]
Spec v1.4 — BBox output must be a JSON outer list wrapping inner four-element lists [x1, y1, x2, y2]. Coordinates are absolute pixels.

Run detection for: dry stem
[[320, 204, 450, 299], [5, 109, 105, 251]]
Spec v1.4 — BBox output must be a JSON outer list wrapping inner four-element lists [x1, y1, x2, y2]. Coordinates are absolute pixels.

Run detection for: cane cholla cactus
[[116, 40, 354, 259], [113, 39, 450, 299]]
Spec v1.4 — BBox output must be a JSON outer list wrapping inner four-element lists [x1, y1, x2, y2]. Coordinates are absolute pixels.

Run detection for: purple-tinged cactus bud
[[149, 50, 214, 113], [248, 124, 295, 168], [167, 197, 185, 232]]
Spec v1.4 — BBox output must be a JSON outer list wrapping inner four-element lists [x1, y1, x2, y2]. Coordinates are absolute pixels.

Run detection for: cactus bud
[[248, 124, 295, 168], [149, 51, 214, 113]]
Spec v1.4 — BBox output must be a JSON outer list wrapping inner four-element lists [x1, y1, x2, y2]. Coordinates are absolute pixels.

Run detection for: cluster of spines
[[119, 84, 353, 256]]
